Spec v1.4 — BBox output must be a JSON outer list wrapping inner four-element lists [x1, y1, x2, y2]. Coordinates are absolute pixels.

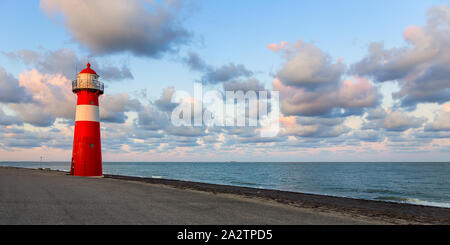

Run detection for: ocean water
[[1, 161, 449, 208]]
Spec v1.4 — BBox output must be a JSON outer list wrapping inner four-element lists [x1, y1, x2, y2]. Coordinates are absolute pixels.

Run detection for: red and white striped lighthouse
[[70, 63, 104, 176]]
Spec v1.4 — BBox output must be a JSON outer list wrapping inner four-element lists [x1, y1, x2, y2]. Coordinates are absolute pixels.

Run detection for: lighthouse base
[[71, 120, 102, 177]]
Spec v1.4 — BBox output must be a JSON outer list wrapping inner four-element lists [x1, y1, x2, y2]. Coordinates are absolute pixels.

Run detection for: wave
[[366, 189, 404, 195], [375, 196, 409, 202], [375, 196, 450, 208], [230, 181, 259, 186]]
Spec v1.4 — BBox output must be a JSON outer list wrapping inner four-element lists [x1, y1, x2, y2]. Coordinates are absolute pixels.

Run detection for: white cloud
[[276, 39, 345, 89], [274, 76, 380, 117], [4, 48, 133, 81], [40, 0, 191, 57], [0, 66, 32, 103], [351, 5, 450, 108], [426, 104, 450, 131]]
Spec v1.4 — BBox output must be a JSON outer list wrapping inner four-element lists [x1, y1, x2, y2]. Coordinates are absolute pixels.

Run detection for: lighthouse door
[[70, 158, 75, 175]]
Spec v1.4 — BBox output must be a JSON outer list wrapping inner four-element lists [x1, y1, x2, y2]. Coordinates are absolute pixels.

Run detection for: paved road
[[0, 167, 377, 225]]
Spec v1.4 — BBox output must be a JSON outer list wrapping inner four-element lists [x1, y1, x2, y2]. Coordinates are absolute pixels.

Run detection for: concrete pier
[[0, 167, 448, 225]]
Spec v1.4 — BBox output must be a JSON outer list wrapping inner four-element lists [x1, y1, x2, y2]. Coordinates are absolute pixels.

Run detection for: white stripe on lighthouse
[[75, 105, 100, 122]]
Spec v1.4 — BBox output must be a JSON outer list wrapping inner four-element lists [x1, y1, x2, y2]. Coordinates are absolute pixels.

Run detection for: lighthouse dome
[[79, 62, 98, 76], [73, 62, 104, 94]]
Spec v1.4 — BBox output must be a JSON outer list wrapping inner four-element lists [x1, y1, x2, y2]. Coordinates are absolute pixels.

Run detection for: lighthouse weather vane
[[70, 63, 104, 177]]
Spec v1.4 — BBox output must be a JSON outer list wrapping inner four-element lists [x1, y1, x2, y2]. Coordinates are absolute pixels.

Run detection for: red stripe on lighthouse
[[76, 90, 99, 106], [72, 121, 102, 176]]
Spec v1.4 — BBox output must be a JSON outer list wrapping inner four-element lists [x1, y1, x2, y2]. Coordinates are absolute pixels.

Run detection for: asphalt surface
[[0, 167, 378, 225]]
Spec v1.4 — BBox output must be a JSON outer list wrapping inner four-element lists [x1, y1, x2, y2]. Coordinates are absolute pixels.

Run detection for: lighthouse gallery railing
[[72, 79, 104, 94]]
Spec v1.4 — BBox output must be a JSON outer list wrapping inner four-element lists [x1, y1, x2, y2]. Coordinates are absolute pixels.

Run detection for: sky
[[1, 0, 450, 162]]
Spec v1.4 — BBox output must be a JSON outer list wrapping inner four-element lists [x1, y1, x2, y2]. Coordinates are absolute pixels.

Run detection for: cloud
[[425, 104, 450, 131], [203, 63, 253, 84], [8, 70, 75, 127], [136, 104, 168, 131], [40, 0, 191, 57], [97, 64, 134, 82], [352, 129, 385, 142], [9, 104, 56, 127], [4, 48, 133, 81], [276, 39, 346, 90], [270, 39, 380, 119], [274, 76, 380, 117], [0, 66, 32, 103], [381, 111, 426, 131], [351, 5, 450, 108], [365, 107, 387, 120], [280, 115, 349, 138], [183, 51, 208, 71], [364, 108, 427, 132], [165, 126, 205, 137], [0, 126, 73, 149], [20, 71, 74, 115], [183, 51, 253, 84], [237, 134, 286, 143], [222, 78, 266, 92], [3, 5, 450, 159], [0, 108, 21, 126], [3, 69, 139, 127], [0, 128, 50, 149], [266, 41, 289, 52], [169, 136, 200, 147], [100, 93, 141, 123], [154, 86, 178, 112]]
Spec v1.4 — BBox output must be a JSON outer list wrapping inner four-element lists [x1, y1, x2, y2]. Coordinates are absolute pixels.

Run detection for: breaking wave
[[375, 196, 450, 208]]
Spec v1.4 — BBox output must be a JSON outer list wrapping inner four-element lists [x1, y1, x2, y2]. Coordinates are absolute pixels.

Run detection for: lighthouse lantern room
[[71, 63, 104, 176]]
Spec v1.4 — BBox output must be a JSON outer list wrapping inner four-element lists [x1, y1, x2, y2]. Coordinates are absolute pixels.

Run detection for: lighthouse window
[[90, 144, 94, 148]]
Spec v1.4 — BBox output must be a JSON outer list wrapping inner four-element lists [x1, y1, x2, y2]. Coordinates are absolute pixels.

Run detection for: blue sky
[[0, 0, 450, 161]]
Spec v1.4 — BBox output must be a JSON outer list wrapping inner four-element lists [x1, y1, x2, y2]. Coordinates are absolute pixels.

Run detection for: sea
[[1, 161, 449, 208]]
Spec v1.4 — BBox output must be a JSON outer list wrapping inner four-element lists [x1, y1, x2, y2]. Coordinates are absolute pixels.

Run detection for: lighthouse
[[70, 63, 104, 176]]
